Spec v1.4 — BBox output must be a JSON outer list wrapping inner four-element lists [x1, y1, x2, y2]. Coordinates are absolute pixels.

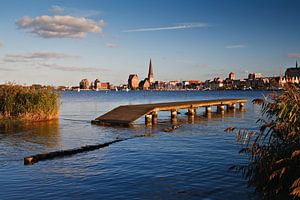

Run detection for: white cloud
[[288, 53, 300, 59], [0, 67, 15, 71], [16, 15, 106, 38], [49, 5, 101, 17], [38, 62, 108, 72], [0, 41, 3, 48], [106, 43, 119, 48], [225, 44, 246, 49], [122, 22, 208, 33], [4, 52, 79, 62], [49, 5, 64, 14]]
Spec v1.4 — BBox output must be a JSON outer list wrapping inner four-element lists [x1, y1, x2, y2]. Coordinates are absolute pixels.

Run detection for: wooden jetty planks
[[94, 104, 155, 124], [92, 98, 247, 125]]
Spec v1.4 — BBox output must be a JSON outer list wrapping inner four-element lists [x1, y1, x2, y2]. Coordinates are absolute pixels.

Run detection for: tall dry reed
[[228, 85, 300, 199]]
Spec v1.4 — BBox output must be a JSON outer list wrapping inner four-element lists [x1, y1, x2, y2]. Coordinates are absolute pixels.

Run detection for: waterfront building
[[128, 74, 139, 90], [183, 80, 201, 89], [248, 73, 263, 80], [285, 61, 300, 84], [99, 82, 110, 90], [210, 78, 224, 90], [154, 81, 167, 90], [79, 79, 89, 89], [94, 79, 101, 89], [139, 78, 150, 90], [166, 80, 179, 90], [148, 59, 154, 84], [223, 72, 235, 89], [229, 72, 235, 80]]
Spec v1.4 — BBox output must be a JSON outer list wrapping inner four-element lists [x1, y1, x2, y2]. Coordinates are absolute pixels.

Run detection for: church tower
[[148, 59, 154, 83]]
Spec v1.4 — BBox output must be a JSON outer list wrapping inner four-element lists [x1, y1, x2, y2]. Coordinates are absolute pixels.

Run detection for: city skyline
[[1, 0, 300, 86]]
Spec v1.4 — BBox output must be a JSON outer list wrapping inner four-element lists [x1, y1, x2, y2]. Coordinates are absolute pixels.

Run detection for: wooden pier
[[92, 98, 247, 126]]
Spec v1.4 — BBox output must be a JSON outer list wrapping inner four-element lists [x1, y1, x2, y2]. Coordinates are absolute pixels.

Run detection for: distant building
[[154, 81, 166, 90], [139, 78, 150, 90], [183, 80, 201, 89], [148, 59, 154, 84], [94, 79, 101, 89], [166, 80, 180, 90], [229, 72, 235, 80], [278, 61, 300, 85], [99, 82, 110, 90], [285, 61, 300, 83], [128, 74, 139, 90], [79, 79, 89, 89], [248, 73, 263, 80]]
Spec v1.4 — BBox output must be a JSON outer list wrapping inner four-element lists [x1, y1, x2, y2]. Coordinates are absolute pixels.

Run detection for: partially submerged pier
[[92, 98, 247, 126]]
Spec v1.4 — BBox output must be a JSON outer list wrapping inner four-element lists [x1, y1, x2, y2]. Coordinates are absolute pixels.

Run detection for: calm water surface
[[0, 90, 269, 199]]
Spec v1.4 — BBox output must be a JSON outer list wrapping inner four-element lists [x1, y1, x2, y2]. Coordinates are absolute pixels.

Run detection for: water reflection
[[0, 120, 61, 150], [0, 91, 268, 200]]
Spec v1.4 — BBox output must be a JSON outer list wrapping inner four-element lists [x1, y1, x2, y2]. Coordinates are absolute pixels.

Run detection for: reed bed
[[0, 84, 59, 121]]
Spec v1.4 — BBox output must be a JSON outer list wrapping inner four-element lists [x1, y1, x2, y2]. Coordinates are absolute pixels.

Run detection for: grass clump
[[0, 84, 60, 121], [229, 85, 300, 199]]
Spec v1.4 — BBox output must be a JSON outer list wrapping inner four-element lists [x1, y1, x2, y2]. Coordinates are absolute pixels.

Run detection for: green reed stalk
[[0, 84, 60, 121]]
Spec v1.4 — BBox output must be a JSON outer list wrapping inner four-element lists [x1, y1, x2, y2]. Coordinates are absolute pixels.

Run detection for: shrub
[[0, 84, 60, 121]]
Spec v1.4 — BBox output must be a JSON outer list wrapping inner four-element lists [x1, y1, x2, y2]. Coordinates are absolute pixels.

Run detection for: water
[[0, 90, 269, 199]]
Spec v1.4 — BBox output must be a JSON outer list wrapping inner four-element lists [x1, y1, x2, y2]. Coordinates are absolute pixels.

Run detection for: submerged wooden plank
[[93, 98, 247, 125]]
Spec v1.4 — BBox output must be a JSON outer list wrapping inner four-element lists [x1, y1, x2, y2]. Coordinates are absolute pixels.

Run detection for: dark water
[[0, 90, 269, 200]]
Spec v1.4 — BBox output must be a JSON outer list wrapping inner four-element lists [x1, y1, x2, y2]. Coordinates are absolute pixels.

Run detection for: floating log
[[24, 135, 145, 165]]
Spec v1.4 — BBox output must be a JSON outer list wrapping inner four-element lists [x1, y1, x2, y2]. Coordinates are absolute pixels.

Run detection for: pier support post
[[205, 106, 212, 113], [171, 109, 177, 123], [227, 103, 236, 111], [187, 108, 196, 116], [239, 102, 245, 109], [239, 102, 245, 111], [145, 114, 152, 126], [217, 105, 225, 113], [152, 111, 158, 125]]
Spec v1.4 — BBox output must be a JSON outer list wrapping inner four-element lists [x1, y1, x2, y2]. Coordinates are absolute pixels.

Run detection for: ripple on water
[[0, 90, 266, 200]]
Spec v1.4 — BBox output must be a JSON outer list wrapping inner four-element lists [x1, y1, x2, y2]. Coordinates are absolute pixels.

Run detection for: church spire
[[148, 58, 154, 83], [296, 60, 298, 68]]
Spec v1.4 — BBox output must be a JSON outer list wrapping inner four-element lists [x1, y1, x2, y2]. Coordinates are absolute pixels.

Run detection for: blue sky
[[0, 0, 299, 86]]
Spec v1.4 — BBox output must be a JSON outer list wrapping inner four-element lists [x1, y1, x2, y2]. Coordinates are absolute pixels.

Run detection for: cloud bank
[[225, 44, 246, 49], [39, 62, 105, 72], [2, 51, 107, 73], [288, 53, 300, 59], [122, 23, 208, 33], [16, 15, 105, 38], [49, 5, 64, 14], [106, 43, 119, 48], [0, 67, 15, 71], [4, 52, 79, 62]]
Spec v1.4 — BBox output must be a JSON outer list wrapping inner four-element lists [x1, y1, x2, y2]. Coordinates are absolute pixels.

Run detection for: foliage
[[229, 85, 300, 199], [0, 84, 60, 121]]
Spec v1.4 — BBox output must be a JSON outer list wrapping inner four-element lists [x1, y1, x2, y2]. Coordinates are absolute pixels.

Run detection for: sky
[[0, 0, 300, 86]]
